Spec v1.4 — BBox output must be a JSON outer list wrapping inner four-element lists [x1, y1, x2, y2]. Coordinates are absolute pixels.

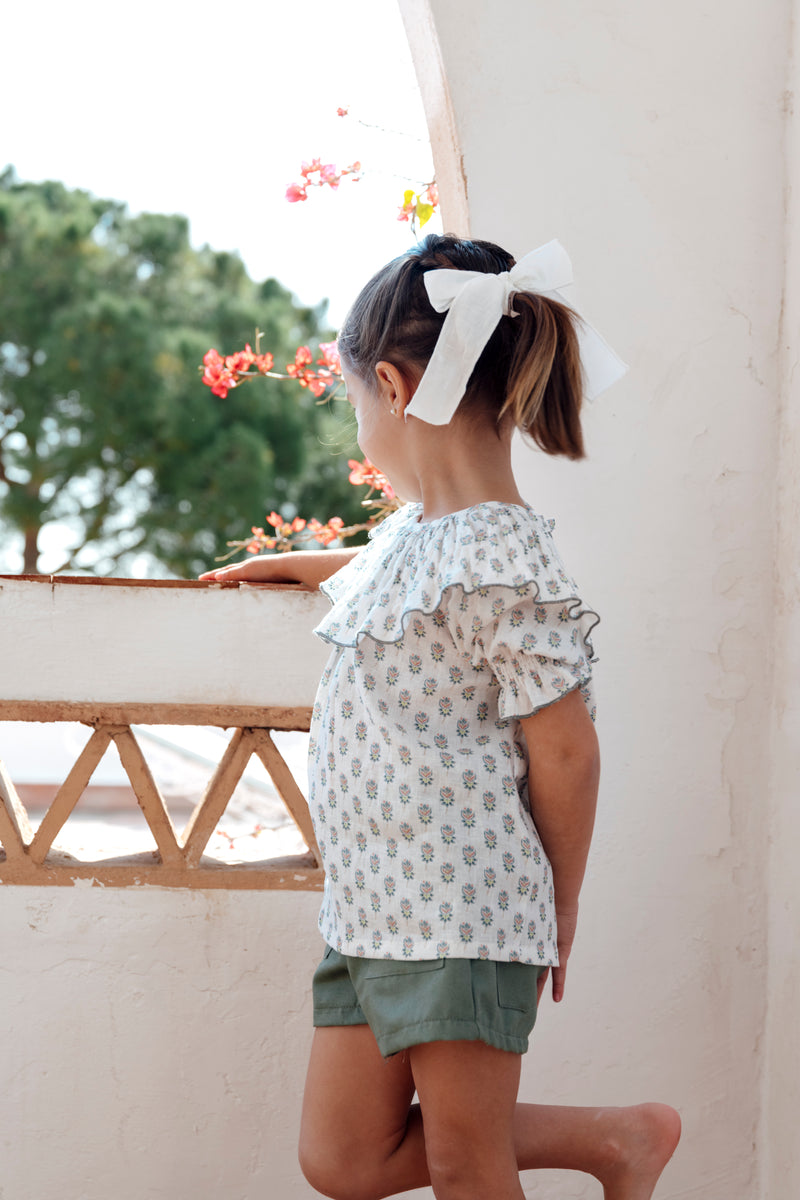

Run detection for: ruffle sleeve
[[315, 502, 599, 721], [451, 588, 598, 721]]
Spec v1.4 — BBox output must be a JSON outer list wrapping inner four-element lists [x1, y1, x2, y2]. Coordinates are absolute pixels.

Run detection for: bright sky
[[1, 0, 437, 325], [0, 0, 440, 572]]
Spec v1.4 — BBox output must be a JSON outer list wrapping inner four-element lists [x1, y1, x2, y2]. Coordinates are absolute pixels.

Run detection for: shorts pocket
[[496, 962, 540, 1013], [361, 958, 447, 980]]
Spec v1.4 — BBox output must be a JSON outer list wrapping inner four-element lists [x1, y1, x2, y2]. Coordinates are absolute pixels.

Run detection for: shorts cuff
[[375, 1017, 530, 1058]]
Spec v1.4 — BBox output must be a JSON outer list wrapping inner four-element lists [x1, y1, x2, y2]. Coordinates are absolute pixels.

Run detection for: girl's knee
[[298, 1141, 382, 1200]]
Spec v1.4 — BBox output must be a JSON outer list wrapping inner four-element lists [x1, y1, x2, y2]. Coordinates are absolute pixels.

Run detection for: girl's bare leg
[[299, 1027, 680, 1200]]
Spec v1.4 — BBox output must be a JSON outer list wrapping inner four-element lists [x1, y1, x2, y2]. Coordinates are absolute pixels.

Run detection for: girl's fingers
[[551, 964, 567, 1003]]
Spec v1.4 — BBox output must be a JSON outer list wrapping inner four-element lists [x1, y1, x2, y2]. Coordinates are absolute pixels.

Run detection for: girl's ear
[[374, 360, 414, 418]]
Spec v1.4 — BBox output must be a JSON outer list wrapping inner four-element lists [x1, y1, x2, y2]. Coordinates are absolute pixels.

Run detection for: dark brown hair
[[337, 234, 585, 458]]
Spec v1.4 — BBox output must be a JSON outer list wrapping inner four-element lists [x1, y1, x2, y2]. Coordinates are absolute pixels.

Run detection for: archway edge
[[397, 0, 470, 237]]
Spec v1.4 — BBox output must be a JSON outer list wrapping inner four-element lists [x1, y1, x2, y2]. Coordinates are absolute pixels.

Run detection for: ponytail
[[500, 291, 584, 459]]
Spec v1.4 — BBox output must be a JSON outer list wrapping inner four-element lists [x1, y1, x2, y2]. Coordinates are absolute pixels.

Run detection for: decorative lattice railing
[[0, 576, 331, 889]]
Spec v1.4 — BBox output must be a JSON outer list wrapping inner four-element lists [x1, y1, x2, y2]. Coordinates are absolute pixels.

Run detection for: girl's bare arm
[[519, 688, 601, 1003], [199, 548, 360, 590]]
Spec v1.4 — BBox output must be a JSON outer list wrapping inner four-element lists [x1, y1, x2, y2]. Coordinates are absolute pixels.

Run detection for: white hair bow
[[404, 239, 628, 426]]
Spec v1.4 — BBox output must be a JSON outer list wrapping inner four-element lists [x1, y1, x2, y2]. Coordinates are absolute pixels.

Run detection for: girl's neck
[[407, 419, 526, 523]]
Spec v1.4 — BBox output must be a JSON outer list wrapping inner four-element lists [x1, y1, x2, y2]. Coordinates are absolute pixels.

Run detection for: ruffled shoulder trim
[[315, 500, 599, 657]]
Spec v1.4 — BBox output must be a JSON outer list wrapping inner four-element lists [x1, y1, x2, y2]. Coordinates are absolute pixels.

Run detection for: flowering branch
[[214, 458, 400, 561], [285, 106, 439, 229], [201, 333, 342, 402]]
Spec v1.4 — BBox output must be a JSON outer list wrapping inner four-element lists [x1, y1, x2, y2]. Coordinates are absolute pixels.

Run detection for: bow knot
[[404, 239, 626, 426]]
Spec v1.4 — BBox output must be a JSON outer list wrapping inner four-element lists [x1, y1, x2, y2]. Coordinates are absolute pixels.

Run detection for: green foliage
[[0, 168, 361, 576]]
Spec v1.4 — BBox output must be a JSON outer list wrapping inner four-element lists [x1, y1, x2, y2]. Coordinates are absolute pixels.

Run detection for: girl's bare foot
[[596, 1103, 682, 1200]]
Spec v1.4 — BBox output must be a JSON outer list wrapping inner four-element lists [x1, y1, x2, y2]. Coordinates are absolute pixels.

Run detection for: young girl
[[201, 235, 681, 1199]]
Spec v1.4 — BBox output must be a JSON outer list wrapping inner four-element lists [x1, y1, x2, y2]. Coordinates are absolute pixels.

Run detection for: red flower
[[202, 348, 237, 398], [317, 341, 341, 372], [336, 106, 349, 117], [347, 458, 394, 498]]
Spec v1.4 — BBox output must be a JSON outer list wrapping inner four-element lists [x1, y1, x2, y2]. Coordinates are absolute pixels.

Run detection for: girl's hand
[[198, 547, 360, 589], [551, 905, 578, 1003], [199, 557, 294, 584]]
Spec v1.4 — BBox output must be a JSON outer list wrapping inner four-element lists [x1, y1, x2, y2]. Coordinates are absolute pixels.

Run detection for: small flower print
[[408, 654, 422, 674], [482, 790, 497, 812], [484, 830, 497, 850], [431, 642, 445, 662], [399, 783, 411, 803], [419, 881, 434, 903], [439, 786, 455, 806], [355, 832, 367, 852], [459, 922, 474, 943], [513, 913, 524, 933], [439, 901, 453, 923], [398, 690, 411, 710], [438, 696, 453, 716], [399, 746, 412, 765], [462, 883, 476, 904], [419, 920, 433, 940], [422, 677, 438, 696], [461, 807, 476, 828], [456, 718, 470, 739], [370, 890, 381, 912], [440, 752, 455, 769], [386, 915, 399, 935], [441, 824, 456, 845], [386, 666, 400, 686], [480, 905, 493, 927], [436, 941, 450, 958], [403, 936, 414, 957], [369, 853, 380, 874], [463, 845, 477, 866], [449, 666, 464, 684], [343, 885, 353, 906], [400, 899, 413, 919], [527, 921, 537, 940], [381, 800, 393, 822], [400, 822, 415, 842], [421, 841, 434, 863], [355, 721, 367, 741], [354, 869, 365, 889], [498, 890, 509, 910], [342, 848, 352, 867], [414, 711, 430, 732], [441, 862, 455, 883], [462, 770, 477, 791], [386, 838, 398, 858], [384, 876, 396, 896], [483, 867, 496, 888]]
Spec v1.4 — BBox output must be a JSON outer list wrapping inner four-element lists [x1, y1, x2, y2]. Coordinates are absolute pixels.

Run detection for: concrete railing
[[0, 576, 332, 890]]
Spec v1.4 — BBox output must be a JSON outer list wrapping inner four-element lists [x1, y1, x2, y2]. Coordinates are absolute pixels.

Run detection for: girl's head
[[338, 234, 586, 459]]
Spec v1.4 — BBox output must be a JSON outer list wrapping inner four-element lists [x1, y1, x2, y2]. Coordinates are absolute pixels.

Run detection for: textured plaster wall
[[3, 887, 323, 1200], [765, 3, 800, 1195]]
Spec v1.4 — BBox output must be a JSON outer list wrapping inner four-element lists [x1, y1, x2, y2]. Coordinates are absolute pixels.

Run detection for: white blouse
[[307, 501, 598, 964]]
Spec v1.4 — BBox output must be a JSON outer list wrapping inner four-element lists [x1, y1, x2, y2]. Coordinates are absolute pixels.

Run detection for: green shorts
[[312, 944, 546, 1058]]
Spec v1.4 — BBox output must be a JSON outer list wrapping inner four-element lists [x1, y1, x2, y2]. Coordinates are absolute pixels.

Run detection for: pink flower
[[286, 183, 308, 203]]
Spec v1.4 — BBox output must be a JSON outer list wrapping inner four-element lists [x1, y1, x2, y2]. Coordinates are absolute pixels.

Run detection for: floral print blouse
[[307, 500, 598, 964]]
